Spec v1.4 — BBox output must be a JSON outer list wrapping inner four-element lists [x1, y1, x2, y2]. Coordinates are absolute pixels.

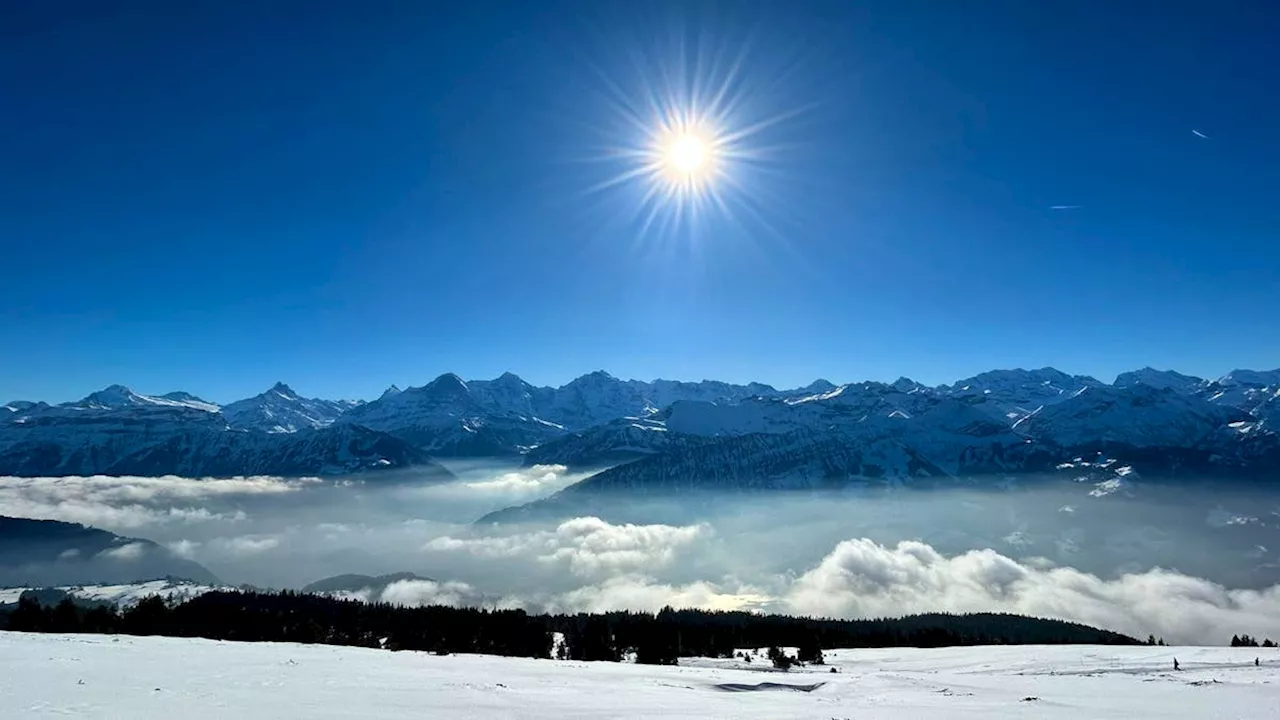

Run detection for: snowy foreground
[[2, 632, 1278, 719]]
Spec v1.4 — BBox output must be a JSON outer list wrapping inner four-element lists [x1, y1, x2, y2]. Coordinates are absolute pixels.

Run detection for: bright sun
[[664, 132, 711, 176], [658, 124, 719, 188]]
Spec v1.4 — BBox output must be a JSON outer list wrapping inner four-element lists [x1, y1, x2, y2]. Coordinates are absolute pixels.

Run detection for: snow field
[[2, 632, 1279, 718]]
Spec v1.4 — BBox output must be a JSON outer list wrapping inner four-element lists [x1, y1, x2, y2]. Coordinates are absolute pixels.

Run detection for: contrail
[[1192, 129, 1210, 139], [1050, 205, 1082, 211]]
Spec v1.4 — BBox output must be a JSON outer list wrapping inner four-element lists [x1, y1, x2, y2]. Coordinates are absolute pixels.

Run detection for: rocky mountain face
[[221, 382, 362, 433], [5, 367, 1278, 485], [481, 368, 1280, 523], [0, 386, 450, 479], [0, 516, 218, 587]]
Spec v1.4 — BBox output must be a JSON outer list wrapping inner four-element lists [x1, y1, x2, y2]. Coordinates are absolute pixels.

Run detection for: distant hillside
[[301, 572, 431, 595], [0, 516, 218, 587]]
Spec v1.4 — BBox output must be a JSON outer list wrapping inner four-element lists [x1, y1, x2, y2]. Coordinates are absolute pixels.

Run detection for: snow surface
[[1, 633, 1277, 718], [0, 580, 222, 607]]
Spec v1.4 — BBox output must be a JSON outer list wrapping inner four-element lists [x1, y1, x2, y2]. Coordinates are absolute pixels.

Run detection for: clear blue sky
[[3, 1, 1277, 403]]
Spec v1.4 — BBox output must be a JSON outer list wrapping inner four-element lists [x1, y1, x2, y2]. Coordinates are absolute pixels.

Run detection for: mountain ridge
[[5, 367, 1277, 481]]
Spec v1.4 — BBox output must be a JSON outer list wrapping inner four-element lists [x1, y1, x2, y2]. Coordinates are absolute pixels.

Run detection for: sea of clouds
[[3, 464, 1279, 645]]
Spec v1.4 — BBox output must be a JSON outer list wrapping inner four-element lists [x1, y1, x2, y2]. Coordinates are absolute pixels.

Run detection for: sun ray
[[568, 16, 819, 253]]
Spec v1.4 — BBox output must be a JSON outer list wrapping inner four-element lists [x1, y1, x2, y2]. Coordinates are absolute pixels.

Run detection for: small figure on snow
[[1256, 657, 1260, 667], [1173, 658, 1180, 671]]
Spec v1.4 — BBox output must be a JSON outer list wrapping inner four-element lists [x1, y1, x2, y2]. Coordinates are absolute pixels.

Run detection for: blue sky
[[2, 1, 1277, 403]]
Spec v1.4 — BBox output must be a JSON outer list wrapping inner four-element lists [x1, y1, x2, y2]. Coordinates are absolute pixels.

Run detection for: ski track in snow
[[2, 633, 1278, 718]]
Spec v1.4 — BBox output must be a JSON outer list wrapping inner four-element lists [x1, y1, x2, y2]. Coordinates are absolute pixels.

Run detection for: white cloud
[[379, 579, 488, 608], [211, 535, 280, 556], [424, 516, 707, 578], [546, 575, 771, 615], [785, 538, 1280, 645], [461, 464, 572, 496], [0, 475, 298, 529], [98, 542, 148, 562], [167, 539, 201, 559]]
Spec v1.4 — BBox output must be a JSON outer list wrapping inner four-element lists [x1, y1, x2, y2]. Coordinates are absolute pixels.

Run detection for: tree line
[[1231, 634, 1277, 648], [3, 588, 1140, 664]]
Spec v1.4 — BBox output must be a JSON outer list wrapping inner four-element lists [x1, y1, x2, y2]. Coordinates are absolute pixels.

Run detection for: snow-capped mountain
[[221, 382, 361, 433], [338, 371, 793, 457], [8, 366, 1279, 482], [941, 368, 1103, 422], [484, 367, 1280, 522], [337, 373, 566, 457], [1201, 369, 1280, 419], [521, 416, 713, 468], [1113, 368, 1208, 395], [4, 400, 47, 414], [0, 385, 448, 479], [67, 384, 220, 413], [1013, 384, 1249, 449]]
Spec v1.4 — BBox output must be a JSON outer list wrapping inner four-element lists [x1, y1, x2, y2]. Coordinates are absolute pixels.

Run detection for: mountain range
[[3, 369, 1277, 498]]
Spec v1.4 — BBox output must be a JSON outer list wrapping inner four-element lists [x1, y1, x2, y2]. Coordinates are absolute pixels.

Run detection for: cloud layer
[[0, 475, 303, 528], [425, 516, 706, 578], [5, 470, 1280, 645], [785, 539, 1280, 645]]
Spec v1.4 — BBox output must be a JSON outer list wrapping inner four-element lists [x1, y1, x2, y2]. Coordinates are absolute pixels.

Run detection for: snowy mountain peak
[[796, 379, 837, 395], [424, 373, 469, 395], [79, 384, 140, 409], [574, 370, 618, 385], [1016, 382, 1251, 448], [70, 385, 218, 413], [158, 392, 220, 412], [379, 385, 403, 399], [220, 383, 355, 433], [1114, 368, 1206, 394], [891, 377, 924, 393], [1218, 369, 1280, 387]]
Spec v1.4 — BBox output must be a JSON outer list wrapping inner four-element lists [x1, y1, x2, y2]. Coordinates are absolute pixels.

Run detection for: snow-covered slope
[[1, 634, 1273, 719], [338, 373, 566, 457], [1202, 369, 1280, 418], [942, 368, 1104, 422], [521, 416, 713, 469], [3, 401, 49, 416], [66, 385, 220, 413], [0, 579, 224, 608], [221, 382, 361, 433], [1014, 384, 1250, 449], [1114, 368, 1208, 395]]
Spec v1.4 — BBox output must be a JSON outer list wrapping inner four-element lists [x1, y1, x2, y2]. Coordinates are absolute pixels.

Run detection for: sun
[[646, 118, 723, 198], [576, 24, 816, 241], [662, 130, 714, 179]]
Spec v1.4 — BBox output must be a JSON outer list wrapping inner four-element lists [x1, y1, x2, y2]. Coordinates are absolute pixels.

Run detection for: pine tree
[[797, 634, 825, 665], [7, 596, 48, 632], [50, 599, 81, 633]]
